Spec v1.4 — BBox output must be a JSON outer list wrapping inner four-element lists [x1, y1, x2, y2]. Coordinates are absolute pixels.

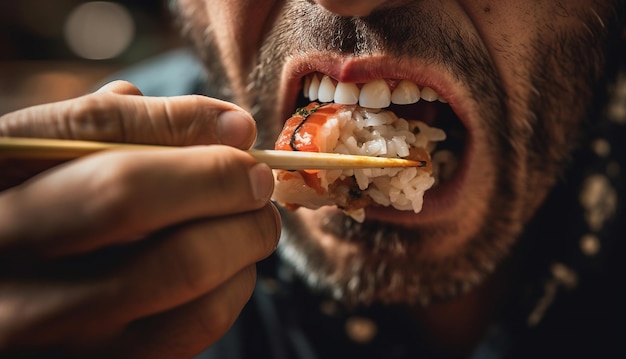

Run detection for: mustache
[[263, 2, 500, 77], [280, 3, 470, 59], [251, 1, 505, 147]]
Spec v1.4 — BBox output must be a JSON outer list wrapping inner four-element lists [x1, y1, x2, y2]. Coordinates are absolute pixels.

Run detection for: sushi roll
[[272, 102, 446, 222]]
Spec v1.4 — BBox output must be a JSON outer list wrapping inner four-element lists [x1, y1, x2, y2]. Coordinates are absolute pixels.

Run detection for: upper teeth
[[303, 73, 446, 109]]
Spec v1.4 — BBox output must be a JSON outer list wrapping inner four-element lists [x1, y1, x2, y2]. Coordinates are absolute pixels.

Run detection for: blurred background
[[0, 0, 182, 115]]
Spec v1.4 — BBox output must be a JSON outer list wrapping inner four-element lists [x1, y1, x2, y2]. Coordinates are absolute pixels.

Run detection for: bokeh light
[[64, 1, 135, 60]]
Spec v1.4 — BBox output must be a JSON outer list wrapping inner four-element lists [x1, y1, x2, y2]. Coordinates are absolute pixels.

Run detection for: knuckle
[[86, 155, 145, 229], [197, 306, 232, 341], [187, 96, 212, 134], [158, 95, 208, 145], [0, 293, 57, 351], [161, 219, 239, 297], [238, 265, 257, 296], [252, 204, 282, 258], [169, 227, 220, 295], [187, 95, 214, 119], [203, 147, 257, 208], [197, 266, 256, 339], [0, 306, 19, 351], [68, 94, 124, 141]]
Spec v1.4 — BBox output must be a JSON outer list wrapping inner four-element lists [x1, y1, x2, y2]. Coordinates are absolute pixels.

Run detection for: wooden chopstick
[[0, 137, 425, 170]]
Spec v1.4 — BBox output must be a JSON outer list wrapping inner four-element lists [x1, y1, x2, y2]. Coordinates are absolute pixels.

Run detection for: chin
[[263, 51, 531, 305], [275, 195, 524, 306]]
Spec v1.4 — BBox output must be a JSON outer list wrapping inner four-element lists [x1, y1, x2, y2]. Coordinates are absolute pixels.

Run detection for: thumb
[[0, 82, 256, 149]]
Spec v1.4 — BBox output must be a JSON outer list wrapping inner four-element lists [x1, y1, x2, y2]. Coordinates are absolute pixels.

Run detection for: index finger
[[0, 145, 275, 260]]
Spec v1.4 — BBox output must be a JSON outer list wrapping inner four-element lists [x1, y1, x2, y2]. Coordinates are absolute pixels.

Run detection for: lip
[[279, 52, 478, 225]]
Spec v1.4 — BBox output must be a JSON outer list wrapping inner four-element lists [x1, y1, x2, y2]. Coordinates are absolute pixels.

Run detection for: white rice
[[272, 105, 446, 222]]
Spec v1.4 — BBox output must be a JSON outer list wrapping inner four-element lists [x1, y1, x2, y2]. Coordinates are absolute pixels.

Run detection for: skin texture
[[174, 0, 620, 306], [0, 81, 281, 357]]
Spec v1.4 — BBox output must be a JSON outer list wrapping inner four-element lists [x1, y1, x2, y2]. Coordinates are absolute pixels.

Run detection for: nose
[[313, 0, 390, 17]]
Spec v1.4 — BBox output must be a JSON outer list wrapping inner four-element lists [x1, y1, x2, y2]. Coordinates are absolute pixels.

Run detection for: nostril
[[313, 0, 389, 17]]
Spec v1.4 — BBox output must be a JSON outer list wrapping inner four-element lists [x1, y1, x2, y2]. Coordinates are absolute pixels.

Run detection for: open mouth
[[273, 57, 472, 224], [297, 72, 467, 189]]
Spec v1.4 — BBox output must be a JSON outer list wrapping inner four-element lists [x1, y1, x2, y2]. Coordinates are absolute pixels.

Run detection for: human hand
[[0, 81, 281, 358]]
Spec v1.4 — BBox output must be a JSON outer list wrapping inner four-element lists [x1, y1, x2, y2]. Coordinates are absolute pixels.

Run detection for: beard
[[174, 0, 619, 305]]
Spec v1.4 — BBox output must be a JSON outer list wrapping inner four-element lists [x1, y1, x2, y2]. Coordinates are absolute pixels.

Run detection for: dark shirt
[[109, 49, 626, 359]]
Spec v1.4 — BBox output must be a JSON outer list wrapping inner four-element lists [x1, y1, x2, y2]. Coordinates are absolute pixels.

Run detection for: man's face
[[174, 0, 618, 304]]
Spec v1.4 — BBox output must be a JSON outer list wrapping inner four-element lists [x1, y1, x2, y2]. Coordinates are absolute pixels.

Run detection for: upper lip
[[279, 52, 477, 224]]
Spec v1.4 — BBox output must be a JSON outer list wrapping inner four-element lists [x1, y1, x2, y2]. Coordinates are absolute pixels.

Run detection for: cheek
[[203, 1, 277, 68], [460, 2, 598, 96], [460, 4, 542, 97], [198, 0, 280, 105]]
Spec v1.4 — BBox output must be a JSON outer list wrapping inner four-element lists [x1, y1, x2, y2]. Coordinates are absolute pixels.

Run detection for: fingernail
[[249, 162, 274, 202], [218, 110, 256, 149]]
